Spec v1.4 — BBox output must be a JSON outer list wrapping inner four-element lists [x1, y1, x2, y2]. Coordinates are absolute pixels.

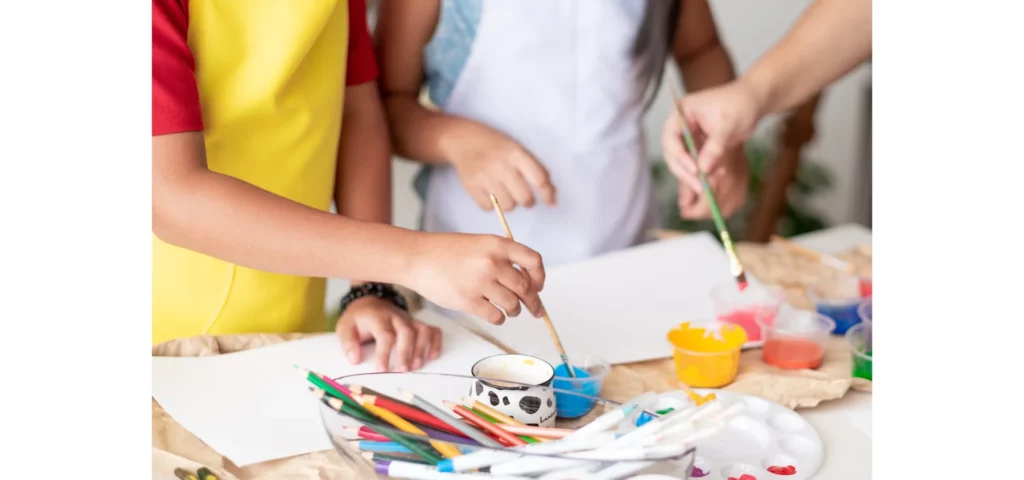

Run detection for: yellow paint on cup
[[667, 322, 747, 388]]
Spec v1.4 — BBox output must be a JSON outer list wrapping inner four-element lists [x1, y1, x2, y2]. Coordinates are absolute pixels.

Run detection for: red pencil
[[361, 394, 468, 438], [343, 425, 389, 442], [442, 401, 527, 447]]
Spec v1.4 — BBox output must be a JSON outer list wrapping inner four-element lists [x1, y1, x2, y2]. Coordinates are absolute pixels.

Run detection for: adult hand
[[677, 149, 749, 220], [661, 80, 764, 193], [336, 296, 442, 372], [450, 122, 556, 212], [406, 233, 546, 325]]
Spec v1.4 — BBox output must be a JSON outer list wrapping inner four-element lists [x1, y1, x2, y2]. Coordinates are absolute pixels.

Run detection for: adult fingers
[[665, 152, 703, 193], [485, 280, 522, 318], [512, 151, 556, 206], [335, 318, 363, 365], [365, 319, 397, 372]]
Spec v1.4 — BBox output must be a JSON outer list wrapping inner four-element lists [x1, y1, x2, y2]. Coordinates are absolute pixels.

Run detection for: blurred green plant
[[652, 139, 832, 239]]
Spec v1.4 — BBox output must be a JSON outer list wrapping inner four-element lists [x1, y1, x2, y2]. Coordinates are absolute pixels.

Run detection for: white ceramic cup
[[470, 353, 558, 427]]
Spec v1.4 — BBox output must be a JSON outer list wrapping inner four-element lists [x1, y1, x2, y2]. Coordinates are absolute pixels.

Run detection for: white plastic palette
[[651, 390, 824, 480]]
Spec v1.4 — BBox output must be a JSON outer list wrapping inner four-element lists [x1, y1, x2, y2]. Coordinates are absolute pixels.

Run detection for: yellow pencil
[[466, 398, 525, 426], [357, 397, 463, 459]]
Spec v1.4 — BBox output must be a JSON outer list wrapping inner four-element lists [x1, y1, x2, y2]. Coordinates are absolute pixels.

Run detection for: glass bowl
[[316, 372, 697, 478]]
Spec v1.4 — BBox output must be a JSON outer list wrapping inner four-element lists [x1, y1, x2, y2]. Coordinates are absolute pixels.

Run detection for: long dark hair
[[632, 0, 682, 111]]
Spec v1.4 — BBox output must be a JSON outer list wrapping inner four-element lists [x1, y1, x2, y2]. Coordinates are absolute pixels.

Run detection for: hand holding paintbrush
[[668, 86, 749, 291], [489, 194, 576, 377]]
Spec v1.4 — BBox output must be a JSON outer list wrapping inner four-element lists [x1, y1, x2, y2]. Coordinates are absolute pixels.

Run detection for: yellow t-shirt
[[152, 0, 375, 345]]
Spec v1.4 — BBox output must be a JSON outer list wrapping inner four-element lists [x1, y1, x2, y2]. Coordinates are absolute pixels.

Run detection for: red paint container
[[710, 283, 785, 344], [761, 308, 835, 370]]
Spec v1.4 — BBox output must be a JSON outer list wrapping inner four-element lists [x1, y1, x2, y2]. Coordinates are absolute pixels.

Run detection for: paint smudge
[[728, 475, 756, 480], [691, 466, 709, 477], [523, 359, 535, 365], [767, 465, 796, 475]]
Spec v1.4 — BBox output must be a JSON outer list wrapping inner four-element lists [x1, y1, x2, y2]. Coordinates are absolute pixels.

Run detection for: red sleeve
[[346, 0, 379, 85], [152, 0, 204, 136]]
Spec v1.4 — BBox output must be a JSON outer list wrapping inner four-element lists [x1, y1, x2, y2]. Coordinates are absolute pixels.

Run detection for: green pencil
[[195, 467, 218, 480], [310, 387, 443, 465], [295, 366, 375, 418], [468, 406, 539, 444]]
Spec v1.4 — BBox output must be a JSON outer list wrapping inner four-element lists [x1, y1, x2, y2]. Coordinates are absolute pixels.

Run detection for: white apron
[[422, 0, 659, 269]]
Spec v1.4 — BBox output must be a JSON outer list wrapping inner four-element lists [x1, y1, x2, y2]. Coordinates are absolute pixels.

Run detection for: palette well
[[650, 389, 824, 480]]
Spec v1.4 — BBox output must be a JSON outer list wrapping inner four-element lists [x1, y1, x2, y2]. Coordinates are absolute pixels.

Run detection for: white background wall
[[385, 0, 872, 231]]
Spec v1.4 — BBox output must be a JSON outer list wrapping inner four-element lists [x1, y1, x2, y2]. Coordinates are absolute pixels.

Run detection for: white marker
[[437, 432, 619, 473], [377, 460, 533, 480], [590, 426, 724, 480]]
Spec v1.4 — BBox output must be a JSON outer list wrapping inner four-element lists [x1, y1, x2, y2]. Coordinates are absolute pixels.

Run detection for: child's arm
[[374, 0, 555, 212], [332, 0, 442, 373], [152, 0, 546, 325], [666, 0, 748, 219]]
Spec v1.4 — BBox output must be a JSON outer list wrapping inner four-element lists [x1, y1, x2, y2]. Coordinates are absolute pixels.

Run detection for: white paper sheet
[[151, 309, 504, 467], [453, 231, 736, 366]]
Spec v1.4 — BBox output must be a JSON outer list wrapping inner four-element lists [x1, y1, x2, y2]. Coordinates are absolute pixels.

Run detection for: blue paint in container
[[814, 300, 862, 334], [552, 365, 603, 419]]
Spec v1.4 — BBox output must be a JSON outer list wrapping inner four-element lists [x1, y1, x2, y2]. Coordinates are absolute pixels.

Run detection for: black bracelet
[[339, 282, 409, 316]]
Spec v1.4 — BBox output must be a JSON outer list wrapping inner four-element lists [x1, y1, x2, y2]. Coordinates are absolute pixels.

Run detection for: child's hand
[[336, 296, 442, 372], [676, 151, 749, 220], [450, 122, 556, 212], [405, 233, 546, 325]]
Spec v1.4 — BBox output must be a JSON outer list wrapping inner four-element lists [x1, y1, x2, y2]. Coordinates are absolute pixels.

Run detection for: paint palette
[[651, 390, 824, 480]]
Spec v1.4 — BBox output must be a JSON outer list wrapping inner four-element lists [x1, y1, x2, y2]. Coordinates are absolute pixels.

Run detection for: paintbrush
[[668, 86, 748, 291], [769, 235, 854, 273], [488, 193, 575, 377]]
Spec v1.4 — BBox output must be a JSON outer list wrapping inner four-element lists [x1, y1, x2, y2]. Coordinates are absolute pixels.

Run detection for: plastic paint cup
[[857, 298, 872, 325], [667, 322, 747, 388], [807, 275, 865, 334], [551, 354, 610, 419], [709, 282, 785, 343], [846, 322, 872, 381], [761, 308, 835, 370]]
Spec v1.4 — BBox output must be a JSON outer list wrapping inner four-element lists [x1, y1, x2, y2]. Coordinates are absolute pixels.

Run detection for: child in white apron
[[377, 0, 747, 316]]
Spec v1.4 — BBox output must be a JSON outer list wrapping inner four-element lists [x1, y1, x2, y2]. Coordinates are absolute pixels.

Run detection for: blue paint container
[[551, 354, 610, 419], [808, 275, 867, 335]]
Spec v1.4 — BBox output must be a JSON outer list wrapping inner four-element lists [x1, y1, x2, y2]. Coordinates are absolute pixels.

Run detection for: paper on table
[[454, 231, 735, 366], [151, 309, 504, 467]]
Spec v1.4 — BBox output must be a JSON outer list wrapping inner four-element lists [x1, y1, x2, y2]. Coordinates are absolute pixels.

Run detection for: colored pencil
[[349, 384, 430, 413], [361, 451, 431, 466], [356, 395, 464, 459], [667, 86, 749, 291], [491, 424, 572, 439], [310, 387, 443, 465], [174, 468, 198, 480], [295, 366, 371, 416], [344, 426, 390, 442], [360, 394, 468, 438], [488, 193, 575, 377], [349, 440, 414, 454], [195, 467, 218, 480], [443, 400, 527, 446], [467, 405, 540, 444], [397, 389, 506, 449]]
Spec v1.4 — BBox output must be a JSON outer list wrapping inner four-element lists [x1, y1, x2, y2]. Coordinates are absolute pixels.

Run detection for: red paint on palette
[[763, 337, 824, 369], [768, 465, 797, 475], [728, 475, 757, 480]]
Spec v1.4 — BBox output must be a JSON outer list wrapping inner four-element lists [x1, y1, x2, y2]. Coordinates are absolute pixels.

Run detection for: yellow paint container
[[667, 322, 748, 388]]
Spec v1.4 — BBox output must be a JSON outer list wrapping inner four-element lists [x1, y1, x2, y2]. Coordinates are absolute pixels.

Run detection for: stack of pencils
[[296, 366, 746, 479]]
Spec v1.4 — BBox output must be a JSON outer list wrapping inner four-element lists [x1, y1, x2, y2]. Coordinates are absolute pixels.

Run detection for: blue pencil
[[349, 440, 414, 454]]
